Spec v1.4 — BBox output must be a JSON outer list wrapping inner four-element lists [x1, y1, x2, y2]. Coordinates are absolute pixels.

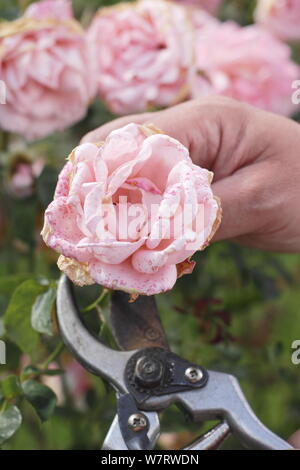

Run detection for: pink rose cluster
[[0, 0, 96, 140], [190, 21, 299, 117], [41, 123, 221, 295], [88, 0, 299, 116], [175, 0, 223, 14], [87, 0, 197, 114], [255, 0, 300, 42], [0, 0, 299, 141]]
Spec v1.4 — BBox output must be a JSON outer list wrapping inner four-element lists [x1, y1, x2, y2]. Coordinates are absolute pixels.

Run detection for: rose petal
[[89, 259, 177, 295]]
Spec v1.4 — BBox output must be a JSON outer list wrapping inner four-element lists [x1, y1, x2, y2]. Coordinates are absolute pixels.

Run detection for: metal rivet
[[185, 366, 203, 384], [134, 356, 164, 389], [128, 413, 148, 432]]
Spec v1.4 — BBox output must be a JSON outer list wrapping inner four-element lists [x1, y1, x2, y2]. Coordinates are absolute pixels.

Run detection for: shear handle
[[140, 371, 293, 450]]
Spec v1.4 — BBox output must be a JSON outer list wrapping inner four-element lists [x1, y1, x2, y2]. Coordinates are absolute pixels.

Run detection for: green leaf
[[21, 365, 64, 381], [20, 365, 40, 381], [0, 275, 30, 297], [0, 340, 21, 372], [31, 287, 56, 336], [0, 275, 31, 316], [0, 405, 22, 445], [22, 380, 57, 422], [4, 280, 47, 354], [2, 375, 22, 400]]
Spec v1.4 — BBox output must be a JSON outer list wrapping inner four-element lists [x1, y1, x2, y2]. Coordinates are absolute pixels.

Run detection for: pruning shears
[[56, 275, 293, 450]]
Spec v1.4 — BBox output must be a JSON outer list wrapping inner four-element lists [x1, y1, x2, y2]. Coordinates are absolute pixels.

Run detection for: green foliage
[[0, 406, 22, 445], [31, 287, 57, 336], [21, 380, 57, 422], [2, 375, 22, 400], [0, 0, 299, 451], [21, 365, 64, 380], [4, 280, 47, 354]]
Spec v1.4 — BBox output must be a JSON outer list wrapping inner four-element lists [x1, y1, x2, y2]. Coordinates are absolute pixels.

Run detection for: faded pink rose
[[24, 0, 73, 20], [176, 0, 223, 14], [189, 21, 300, 116], [87, 0, 201, 114], [41, 123, 221, 296], [0, 0, 96, 141], [255, 0, 300, 42]]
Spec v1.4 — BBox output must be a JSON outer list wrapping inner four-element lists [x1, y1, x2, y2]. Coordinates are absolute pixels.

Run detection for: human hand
[[82, 96, 300, 253]]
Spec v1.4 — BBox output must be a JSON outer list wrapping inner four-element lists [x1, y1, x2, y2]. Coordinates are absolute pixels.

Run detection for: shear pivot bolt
[[128, 413, 148, 432], [134, 356, 164, 389], [185, 366, 203, 383]]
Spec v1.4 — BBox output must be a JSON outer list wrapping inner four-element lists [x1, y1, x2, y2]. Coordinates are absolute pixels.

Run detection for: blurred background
[[0, 0, 300, 450]]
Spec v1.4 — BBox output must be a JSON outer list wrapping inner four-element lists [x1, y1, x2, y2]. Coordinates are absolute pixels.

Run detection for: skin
[[82, 96, 300, 253], [82, 96, 300, 448], [289, 430, 300, 449]]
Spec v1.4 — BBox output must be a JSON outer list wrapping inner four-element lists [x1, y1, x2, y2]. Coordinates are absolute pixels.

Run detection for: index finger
[[80, 112, 157, 144], [80, 99, 205, 148]]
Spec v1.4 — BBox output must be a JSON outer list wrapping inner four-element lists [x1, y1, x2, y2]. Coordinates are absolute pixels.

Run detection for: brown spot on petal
[[128, 293, 139, 303], [176, 258, 196, 279], [57, 255, 94, 287]]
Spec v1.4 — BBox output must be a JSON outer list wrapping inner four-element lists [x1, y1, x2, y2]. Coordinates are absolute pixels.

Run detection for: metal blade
[[184, 422, 230, 450], [110, 291, 169, 351]]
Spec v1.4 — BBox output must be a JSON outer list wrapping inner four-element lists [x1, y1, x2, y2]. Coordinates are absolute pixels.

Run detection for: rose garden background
[[0, 0, 300, 450]]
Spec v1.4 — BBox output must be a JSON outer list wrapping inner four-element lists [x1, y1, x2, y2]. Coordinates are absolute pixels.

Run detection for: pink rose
[[0, 0, 96, 141], [24, 0, 73, 20], [176, 0, 223, 15], [41, 123, 221, 296], [255, 0, 300, 42], [88, 0, 200, 114], [189, 21, 300, 116]]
